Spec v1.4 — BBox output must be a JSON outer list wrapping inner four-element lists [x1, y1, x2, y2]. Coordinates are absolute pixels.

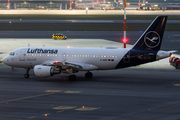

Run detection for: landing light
[[67, 46, 70, 49]]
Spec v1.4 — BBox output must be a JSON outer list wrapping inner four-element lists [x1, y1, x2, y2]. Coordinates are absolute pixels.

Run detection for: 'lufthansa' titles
[[27, 48, 58, 54]]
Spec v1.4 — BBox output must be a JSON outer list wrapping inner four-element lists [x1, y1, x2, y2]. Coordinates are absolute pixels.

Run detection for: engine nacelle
[[156, 50, 171, 60], [34, 65, 61, 77]]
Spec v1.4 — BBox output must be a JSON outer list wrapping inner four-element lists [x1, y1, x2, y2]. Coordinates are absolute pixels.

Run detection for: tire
[[175, 64, 178, 69], [68, 75, 76, 81], [85, 72, 93, 79], [24, 74, 29, 78]]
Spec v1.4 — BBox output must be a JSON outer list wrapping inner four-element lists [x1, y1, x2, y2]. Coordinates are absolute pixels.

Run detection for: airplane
[[2, 16, 176, 81]]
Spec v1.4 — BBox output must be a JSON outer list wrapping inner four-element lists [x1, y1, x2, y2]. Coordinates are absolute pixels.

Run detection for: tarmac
[[0, 20, 180, 23]]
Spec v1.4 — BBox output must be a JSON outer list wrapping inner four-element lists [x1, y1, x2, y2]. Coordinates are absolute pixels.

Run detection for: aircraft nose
[[3, 56, 9, 65]]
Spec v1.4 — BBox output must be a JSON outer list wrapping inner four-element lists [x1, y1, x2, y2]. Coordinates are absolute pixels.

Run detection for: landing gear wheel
[[175, 65, 178, 69], [24, 74, 29, 78], [68, 75, 77, 81], [24, 68, 30, 78], [85, 72, 93, 79]]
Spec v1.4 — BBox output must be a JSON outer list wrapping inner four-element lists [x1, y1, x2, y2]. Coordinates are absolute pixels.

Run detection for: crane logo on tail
[[144, 31, 160, 48]]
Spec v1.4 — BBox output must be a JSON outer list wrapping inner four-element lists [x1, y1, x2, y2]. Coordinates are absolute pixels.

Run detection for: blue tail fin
[[132, 16, 167, 51]]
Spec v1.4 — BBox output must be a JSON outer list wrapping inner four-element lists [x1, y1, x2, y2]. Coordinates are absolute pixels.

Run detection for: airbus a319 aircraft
[[3, 16, 176, 81]]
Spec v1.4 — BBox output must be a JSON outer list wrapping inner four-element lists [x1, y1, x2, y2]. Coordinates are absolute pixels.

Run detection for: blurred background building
[[0, 0, 179, 10]]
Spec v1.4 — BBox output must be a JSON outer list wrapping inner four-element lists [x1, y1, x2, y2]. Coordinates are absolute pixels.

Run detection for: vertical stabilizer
[[132, 16, 167, 51]]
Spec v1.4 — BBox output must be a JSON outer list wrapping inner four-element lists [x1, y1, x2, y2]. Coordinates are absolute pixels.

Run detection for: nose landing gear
[[24, 68, 30, 78]]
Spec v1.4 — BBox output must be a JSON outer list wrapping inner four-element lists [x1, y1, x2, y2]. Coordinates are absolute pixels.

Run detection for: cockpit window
[[10, 52, 15, 56]]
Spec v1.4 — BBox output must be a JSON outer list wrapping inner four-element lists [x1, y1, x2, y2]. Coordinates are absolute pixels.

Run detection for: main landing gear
[[85, 72, 93, 79], [24, 68, 30, 78], [68, 71, 93, 81], [68, 75, 77, 81]]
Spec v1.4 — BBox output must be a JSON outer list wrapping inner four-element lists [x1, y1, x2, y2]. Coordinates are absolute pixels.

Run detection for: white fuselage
[[3, 47, 130, 70]]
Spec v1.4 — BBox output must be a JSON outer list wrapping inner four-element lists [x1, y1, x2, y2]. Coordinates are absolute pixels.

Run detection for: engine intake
[[34, 65, 61, 77]]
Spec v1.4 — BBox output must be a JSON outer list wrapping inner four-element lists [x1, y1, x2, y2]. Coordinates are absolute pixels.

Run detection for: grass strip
[[0, 23, 179, 31]]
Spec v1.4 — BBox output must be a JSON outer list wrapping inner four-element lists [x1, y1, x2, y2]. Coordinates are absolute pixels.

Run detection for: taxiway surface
[[0, 60, 180, 120]]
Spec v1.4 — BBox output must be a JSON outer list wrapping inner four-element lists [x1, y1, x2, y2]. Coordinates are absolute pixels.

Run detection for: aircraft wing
[[41, 60, 98, 71]]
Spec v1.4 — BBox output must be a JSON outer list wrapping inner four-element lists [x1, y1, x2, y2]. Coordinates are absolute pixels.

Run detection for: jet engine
[[34, 65, 61, 77]]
